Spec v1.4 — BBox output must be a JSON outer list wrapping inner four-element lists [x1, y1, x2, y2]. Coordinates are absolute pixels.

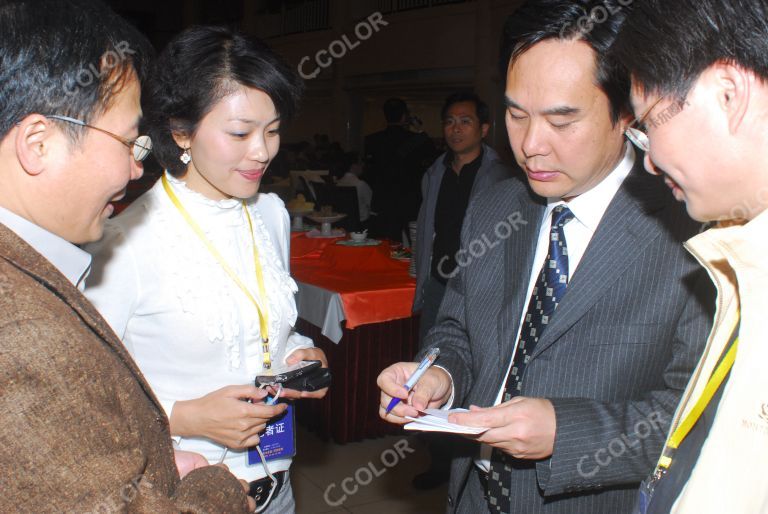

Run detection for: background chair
[[313, 183, 361, 233]]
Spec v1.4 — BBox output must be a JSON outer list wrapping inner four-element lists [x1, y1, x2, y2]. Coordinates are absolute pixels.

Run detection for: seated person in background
[[85, 25, 327, 514], [293, 141, 312, 170], [335, 152, 373, 224], [266, 149, 290, 180], [0, 0, 252, 511]]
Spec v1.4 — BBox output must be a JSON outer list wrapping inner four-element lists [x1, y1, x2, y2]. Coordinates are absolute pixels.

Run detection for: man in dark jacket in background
[[364, 97, 436, 241]]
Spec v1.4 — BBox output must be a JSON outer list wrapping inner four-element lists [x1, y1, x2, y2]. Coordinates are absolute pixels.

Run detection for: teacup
[[350, 231, 367, 242]]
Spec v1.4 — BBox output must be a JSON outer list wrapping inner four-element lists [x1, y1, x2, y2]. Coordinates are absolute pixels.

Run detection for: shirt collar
[[686, 206, 768, 276], [443, 147, 485, 173], [0, 206, 92, 289], [547, 143, 636, 232], [165, 171, 242, 211]]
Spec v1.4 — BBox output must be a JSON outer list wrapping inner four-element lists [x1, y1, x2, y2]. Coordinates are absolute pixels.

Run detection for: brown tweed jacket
[[0, 223, 249, 513]]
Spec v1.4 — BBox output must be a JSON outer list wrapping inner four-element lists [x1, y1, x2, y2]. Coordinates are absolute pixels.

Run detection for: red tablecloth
[[295, 317, 419, 443], [290, 233, 419, 442], [290, 233, 416, 328]]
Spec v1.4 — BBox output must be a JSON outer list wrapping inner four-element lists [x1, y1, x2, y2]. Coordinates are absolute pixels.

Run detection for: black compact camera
[[255, 360, 332, 391], [282, 367, 332, 391]]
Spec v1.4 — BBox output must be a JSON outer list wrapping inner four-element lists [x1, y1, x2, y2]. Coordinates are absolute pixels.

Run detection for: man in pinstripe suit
[[377, 1, 714, 512]]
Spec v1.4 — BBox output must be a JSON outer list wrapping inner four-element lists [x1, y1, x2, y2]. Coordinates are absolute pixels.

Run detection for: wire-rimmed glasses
[[624, 95, 666, 153], [45, 114, 152, 162]]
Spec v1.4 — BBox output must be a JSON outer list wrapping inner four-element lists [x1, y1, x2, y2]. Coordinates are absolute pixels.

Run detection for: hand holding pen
[[385, 348, 440, 414], [377, 348, 453, 423]]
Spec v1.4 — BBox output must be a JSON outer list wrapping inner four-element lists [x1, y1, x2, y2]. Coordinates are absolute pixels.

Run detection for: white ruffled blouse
[[84, 172, 313, 480]]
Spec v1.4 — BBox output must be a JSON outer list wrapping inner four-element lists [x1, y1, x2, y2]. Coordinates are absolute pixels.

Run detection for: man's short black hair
[[143, 26, 303, 176], [500, 0, 632, 124], [383, 98, 408, 124], [612, 0, 768, 101], [441, 91, 490, 126], [0, 0, 152, 141]]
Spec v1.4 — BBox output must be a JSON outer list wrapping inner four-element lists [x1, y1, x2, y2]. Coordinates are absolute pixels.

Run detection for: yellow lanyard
[[656, 319, 739, 472], [161, 174, 272, 369]]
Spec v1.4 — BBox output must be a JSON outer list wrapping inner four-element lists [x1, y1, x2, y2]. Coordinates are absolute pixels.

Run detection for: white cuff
[[433, 365, 455, 409], [161, 399, 177, 421], [283, 332, 314, 365]]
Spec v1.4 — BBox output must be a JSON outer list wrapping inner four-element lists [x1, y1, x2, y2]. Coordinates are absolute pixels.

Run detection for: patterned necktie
[[486, 205, 575, 513]]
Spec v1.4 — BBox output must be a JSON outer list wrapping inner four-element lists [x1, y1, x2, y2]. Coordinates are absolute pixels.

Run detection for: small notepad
[[405, 408, 489, 435]]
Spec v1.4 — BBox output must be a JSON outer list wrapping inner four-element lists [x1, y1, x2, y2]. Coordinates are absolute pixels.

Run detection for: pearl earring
[[180, 148, 191, 165]]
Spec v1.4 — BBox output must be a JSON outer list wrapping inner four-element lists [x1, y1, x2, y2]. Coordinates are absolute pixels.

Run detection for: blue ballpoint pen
[[385, 347, 440, 414]]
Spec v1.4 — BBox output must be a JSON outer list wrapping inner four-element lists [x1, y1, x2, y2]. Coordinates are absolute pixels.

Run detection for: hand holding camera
[[256, 348, 331, 400], [170, 385, 287, 449]]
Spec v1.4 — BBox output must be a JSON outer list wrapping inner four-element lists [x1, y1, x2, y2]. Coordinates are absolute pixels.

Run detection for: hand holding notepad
[[405, 408, 490, 435]]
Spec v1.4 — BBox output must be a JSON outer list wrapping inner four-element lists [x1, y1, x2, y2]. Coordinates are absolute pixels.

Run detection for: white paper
[[404, 408, 489, 435]]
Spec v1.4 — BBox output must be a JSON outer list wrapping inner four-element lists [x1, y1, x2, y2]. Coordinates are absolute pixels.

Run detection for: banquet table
[[290, 232, 420, 443]]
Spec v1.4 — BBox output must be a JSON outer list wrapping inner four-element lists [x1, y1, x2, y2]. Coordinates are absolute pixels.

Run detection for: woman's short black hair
[[612, 0, 768, 101], [499, 0, 632, 124], [0, 0, 152, 142], [441, 91, 490, 126], [144, 26, 303, 176]]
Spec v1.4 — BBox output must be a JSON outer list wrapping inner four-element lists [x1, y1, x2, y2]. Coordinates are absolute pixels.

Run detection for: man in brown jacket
[[0, 0, 258, 511]]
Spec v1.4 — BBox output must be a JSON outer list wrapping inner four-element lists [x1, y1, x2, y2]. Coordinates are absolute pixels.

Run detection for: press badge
[[248, 404, 296, 465], [636, 482, 650, 514], [635, 472, 661, 514]]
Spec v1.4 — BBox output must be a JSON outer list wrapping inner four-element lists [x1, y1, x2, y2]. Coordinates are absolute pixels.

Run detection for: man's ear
[[617, 111, 633, 134], [710, 60, 751, 135], [481, 122, 490, 139], [15, 115, 55, 176]]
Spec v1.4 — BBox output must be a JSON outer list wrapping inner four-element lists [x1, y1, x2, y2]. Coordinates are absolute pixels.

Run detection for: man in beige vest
[[613, 0, 768, 512], [0, 0, 255, 511]]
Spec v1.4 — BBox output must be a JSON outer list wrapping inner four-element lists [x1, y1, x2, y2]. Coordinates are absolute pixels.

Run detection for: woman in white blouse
[[85, 26, 327, 513]]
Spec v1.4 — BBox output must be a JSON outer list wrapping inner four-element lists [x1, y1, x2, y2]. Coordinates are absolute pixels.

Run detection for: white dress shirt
[[0, 206, 91, 290], [84, 173, 314, 481], [476, 144, 636, 471]]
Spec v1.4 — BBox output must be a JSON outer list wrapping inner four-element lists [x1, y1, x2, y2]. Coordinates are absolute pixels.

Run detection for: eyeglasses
[[624, 95, 666, 153], [45, 114, 152, 162]]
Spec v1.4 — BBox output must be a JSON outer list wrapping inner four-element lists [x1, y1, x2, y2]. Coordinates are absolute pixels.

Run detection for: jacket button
[[447, 495, 454, 507]]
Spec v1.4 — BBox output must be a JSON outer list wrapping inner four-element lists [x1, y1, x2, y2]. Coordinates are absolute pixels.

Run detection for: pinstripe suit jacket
[[423, 159, 714, 514]]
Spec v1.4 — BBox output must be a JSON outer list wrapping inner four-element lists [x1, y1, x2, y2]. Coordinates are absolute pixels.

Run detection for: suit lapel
[[497, 187, 546, 366], [469, 146, 492, 198], [530, 165, 669, 358], [0, 224, 164, 413]]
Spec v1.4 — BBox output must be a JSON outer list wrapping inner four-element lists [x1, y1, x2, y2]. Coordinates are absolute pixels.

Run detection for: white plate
[[307, 213, 346, 224], [306, 228, 345, 238], [287, 207, 314, 216], [336, 239, 382, 247]]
